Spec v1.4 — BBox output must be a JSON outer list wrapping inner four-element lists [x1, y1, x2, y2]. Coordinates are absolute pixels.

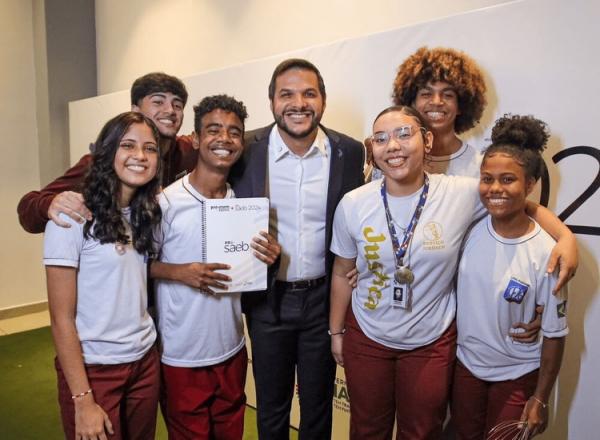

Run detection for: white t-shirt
[[456, 216, 568, 381], [155, 175, 245, 368], [43, 211, 156, 365], [425, 142, 482, 177], [331, 173, 485, 350]]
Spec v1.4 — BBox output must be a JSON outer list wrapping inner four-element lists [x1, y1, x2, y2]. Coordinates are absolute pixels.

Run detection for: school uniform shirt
[[43, 211, 156, 365], [155, 175, 244, 368], [425, 142, 482, 177], [456, 216, 569, 381], [331, 173, 485, 350]]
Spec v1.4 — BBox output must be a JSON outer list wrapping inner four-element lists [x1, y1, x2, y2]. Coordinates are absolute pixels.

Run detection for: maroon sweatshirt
[[17, 135, 197, 233]]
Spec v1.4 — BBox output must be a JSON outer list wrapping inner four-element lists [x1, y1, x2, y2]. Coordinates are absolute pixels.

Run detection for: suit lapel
[[325, 128, 344, 240], [244, 126, 272, 197], [252, 137, 268, 197]]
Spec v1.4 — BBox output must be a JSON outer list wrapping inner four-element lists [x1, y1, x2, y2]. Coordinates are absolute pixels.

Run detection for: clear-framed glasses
[[370, 125, 426, 147]]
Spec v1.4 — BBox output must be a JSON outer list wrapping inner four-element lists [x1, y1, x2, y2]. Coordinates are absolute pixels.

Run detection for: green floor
[[0, 327, 297, 439]]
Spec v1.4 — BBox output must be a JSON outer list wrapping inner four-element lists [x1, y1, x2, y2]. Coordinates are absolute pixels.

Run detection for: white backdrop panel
[[69, 0, 599, 438]]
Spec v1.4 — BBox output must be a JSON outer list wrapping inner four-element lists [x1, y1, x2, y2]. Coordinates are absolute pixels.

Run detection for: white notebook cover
[[204, 197, 270, 293]]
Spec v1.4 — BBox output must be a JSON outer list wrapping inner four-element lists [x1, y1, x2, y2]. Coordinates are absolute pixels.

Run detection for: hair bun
[[490, 114, 549, 152]]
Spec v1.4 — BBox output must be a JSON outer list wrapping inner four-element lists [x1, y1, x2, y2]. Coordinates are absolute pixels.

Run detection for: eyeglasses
[[370, 125, 426, 147]]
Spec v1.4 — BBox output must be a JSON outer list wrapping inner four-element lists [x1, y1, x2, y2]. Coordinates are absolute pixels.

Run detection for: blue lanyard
[[380, 174, 429, 268]]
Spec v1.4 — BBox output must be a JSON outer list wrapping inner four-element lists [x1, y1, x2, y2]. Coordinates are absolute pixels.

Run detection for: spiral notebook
[[203, 197, 270, 293]]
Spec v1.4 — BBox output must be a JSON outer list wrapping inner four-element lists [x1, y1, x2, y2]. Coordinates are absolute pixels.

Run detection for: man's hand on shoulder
[[48, 191, 92, 227]]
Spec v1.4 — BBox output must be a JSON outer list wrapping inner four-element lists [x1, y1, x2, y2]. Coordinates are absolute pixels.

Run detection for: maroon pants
[[161, 347, 247, 440], [56, 347, 160, 440], [451, 361, 538, 440], [343, 310, 457, 440]]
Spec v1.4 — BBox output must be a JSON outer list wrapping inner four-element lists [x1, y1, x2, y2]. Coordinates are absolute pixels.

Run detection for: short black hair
[[193, 94, 248, 133], [268, 58, 326, 101], [130, 72, 188, 106]]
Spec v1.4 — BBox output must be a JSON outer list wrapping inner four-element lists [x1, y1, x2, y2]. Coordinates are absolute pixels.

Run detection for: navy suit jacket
[[230, 124, 365, 322]]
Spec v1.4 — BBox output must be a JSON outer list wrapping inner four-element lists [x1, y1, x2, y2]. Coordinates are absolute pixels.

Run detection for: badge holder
[[391, 281, 411, 309], [391, 265, 413, 309], [380, 176, 428, 312]]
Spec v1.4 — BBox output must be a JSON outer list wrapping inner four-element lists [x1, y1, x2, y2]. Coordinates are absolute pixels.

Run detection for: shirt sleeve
[[330, 196, 358, 259], [538, 269, 569, 338], [443, 174, 486, 220], [154, 192, 171, 254], [43, 214, 84, 268], [17, 154, 93, 234], [464, 176, 487, 219]]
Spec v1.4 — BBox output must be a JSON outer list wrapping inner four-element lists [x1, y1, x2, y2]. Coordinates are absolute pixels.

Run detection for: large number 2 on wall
[[539, 146, 600, 235]]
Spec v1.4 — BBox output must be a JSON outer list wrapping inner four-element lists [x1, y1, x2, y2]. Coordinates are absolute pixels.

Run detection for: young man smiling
[[151, 95, 280, 439], [392, 46, 487, 177], [230, 58, 365, 440], [17, 72, 197, 233]]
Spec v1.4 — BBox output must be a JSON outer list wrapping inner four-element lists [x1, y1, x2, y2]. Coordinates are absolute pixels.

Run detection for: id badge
[[391, 280, 411, 309]]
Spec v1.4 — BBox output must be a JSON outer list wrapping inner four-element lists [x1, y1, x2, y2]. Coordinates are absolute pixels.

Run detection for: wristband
[[71, 388, 93, 400], [328, 329, 346, 336]]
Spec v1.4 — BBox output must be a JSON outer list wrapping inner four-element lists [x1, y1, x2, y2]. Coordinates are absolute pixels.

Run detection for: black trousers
[[246, 282, 336, 440]]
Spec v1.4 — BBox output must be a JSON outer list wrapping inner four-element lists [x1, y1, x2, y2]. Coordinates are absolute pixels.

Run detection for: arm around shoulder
[[17, 154, 93, 233], [525, 201, 578, 292]]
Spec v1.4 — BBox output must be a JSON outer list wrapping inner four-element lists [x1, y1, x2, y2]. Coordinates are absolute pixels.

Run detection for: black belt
[[275, 276, 327, 291]]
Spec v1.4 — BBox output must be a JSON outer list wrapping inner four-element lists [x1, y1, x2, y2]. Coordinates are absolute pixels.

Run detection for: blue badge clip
[[503, 277, 529, 304]]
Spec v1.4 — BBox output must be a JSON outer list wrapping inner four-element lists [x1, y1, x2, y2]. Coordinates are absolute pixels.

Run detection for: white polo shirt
[[456, 216, 568, 381], [155, 175, 244, 368], [331, 173, 485, 350], [44, 212, 156, 365]]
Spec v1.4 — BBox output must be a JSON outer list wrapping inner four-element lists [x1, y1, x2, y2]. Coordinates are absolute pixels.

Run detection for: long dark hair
[[83, 112, 162, 255]]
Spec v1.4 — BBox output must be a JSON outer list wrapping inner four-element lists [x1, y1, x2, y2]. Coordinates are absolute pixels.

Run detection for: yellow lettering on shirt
[[363, 227, 390, 310]]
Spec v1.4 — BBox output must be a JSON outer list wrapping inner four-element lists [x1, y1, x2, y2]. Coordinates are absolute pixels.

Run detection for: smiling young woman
[[44, 112, 163, 440], [452, 115, 568, 439], [329, 105, 486, 439]]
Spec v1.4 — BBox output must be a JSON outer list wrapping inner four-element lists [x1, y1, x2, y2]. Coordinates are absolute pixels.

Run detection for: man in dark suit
[[230, 58, 364, 440]]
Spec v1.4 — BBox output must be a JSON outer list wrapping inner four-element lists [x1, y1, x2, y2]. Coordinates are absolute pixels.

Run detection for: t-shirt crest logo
[[503, 277, 530, 304], [557, 301, 567, 318], [423, 221, 445, 250]]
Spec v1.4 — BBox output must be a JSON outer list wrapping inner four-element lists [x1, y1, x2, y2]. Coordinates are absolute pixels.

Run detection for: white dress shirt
[[267, 126, 330, 281]]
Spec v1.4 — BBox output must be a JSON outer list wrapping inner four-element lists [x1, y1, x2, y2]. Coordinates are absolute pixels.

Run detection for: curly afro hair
[[392, 47, 487, 134], [484, 114, 550, 182]]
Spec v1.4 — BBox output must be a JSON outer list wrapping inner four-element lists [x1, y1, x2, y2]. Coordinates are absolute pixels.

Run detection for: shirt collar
[[269, 126, 329, 161]]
